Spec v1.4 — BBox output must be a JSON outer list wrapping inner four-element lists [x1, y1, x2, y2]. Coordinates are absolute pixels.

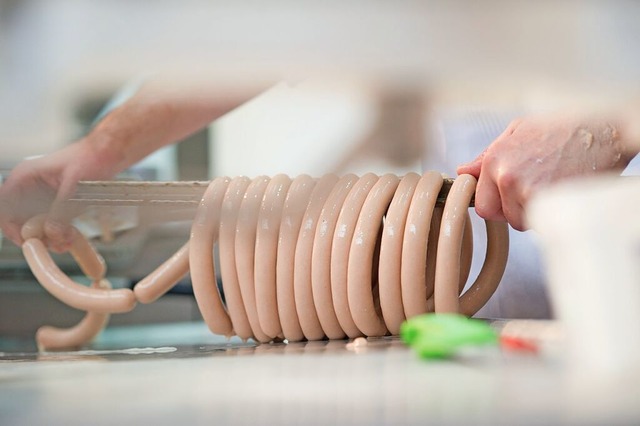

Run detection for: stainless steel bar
[[68, 178, 474, 208]]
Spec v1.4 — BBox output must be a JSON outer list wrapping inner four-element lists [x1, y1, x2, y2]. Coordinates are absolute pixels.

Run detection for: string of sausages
[[21, 172, 509, 350]]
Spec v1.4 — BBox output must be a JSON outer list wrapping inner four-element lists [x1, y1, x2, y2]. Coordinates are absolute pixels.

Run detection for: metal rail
[[68, 178, 474, 208]]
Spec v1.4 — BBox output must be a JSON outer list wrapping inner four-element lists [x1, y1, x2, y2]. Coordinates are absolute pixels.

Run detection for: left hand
[[0, 139, 119, 251]]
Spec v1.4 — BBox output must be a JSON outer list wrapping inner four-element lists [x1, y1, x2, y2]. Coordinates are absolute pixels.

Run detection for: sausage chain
[[21, 172, 509, 350]]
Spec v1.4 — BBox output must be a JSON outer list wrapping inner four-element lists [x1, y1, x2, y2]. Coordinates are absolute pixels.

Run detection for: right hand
[[0, 139, 120, 251], [457, 114, 635, 231]]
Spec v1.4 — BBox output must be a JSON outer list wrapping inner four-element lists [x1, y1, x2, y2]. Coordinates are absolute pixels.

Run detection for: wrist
[[80, 129, 128, 178], [86, 102, 151, 175]]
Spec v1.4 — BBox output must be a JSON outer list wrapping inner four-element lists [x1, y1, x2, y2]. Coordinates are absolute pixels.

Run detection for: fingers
[[458, 118, 533, 231], [2, 221, 25, 247], [0, 179, 21, 246], [473, 168, 506, 223], [457, 150, 484, 178], [499, 192, 526, 231], [0, 143, 95, 251], [496, 171, 528, 231], [471, 162, 530, 231], [44, 221, 74, 253], [457, 119, 521, 178], [45, 177, 79, 252]]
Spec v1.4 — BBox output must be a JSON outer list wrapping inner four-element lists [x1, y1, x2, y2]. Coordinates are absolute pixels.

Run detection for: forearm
[[0, 81, 269, 246], [85, 83, 265, 175]]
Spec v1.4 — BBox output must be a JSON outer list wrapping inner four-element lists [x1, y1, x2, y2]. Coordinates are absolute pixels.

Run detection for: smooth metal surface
[[69, 178, 472, 208]]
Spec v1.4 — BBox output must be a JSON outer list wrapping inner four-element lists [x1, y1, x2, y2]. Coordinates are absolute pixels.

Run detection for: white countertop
[[1, 321, 638, 425]]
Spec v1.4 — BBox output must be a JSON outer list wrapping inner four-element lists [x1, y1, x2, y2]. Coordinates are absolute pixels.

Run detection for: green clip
[[400, 313, 498, 358]]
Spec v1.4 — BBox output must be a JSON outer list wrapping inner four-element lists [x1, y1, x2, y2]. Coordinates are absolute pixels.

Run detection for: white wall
[[213, 81, 380, 178], [4, 0, 637, 166]]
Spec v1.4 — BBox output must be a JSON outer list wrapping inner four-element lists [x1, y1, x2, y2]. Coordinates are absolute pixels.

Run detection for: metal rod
[[67, 177, 475, 208]]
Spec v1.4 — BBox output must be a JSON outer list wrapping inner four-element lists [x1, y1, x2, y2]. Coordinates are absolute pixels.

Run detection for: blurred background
[[1, 0, 639, 338]]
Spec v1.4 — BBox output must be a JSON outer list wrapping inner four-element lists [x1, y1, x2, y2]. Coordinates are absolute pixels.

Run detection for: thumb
[[457, 150, 485, 178], [44, 177, 79, 250]]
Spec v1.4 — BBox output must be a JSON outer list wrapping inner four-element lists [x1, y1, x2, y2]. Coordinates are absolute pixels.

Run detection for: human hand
[[457, 114, 636, 231], [0, 138, 120, 250]]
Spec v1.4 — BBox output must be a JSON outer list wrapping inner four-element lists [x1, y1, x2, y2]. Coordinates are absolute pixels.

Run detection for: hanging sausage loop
[[21, 214, 137, 350], [22, 173, 509, 350]]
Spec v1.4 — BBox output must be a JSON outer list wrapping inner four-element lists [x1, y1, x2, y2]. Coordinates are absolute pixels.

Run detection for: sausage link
[[36, 280, 112, 351], [24, 172, 509, 349], [23, 239, 136, 313]]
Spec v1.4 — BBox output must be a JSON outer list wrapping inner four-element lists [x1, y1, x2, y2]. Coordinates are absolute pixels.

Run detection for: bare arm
[[93, 82, 260, 172], [0, 82, 266, 248]]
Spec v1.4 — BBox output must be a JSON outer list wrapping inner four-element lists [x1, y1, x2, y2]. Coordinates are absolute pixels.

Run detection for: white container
[[528, 175, 640, 376]]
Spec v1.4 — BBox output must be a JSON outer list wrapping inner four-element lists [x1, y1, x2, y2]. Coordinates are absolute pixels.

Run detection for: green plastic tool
[[400, 313, 498, 358]]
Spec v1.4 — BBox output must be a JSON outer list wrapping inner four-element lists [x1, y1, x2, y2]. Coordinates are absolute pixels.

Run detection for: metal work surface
[[1, 321, 638, 425]]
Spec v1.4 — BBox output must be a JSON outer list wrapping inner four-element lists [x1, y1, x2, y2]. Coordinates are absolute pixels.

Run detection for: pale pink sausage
[[423, 207, 442, 313], [22, 214, 106, 280], [276, 175, 316, 342], [293, 174, 340, 341], [23, 238, 136, 313], [69, 227, 106, 281], [459, 212, 473, 292], [434, 174, 509, 316], [378, 172, 420, 335], [188, 176, 234, 337], [400, 171, 443, 317], [235, 176, 272, 343], [347, 173, 399, 337], [36, 312, 109, 351], [331, 173, 379, 338], [219, 176, 254, 340], [310, 174, 358, 340], [134, 242, 190, 304], [255, 174, 292, 338], [434, 174, 476, 313], [459, 220, 509, 315], [36, 279, 111, 351]]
